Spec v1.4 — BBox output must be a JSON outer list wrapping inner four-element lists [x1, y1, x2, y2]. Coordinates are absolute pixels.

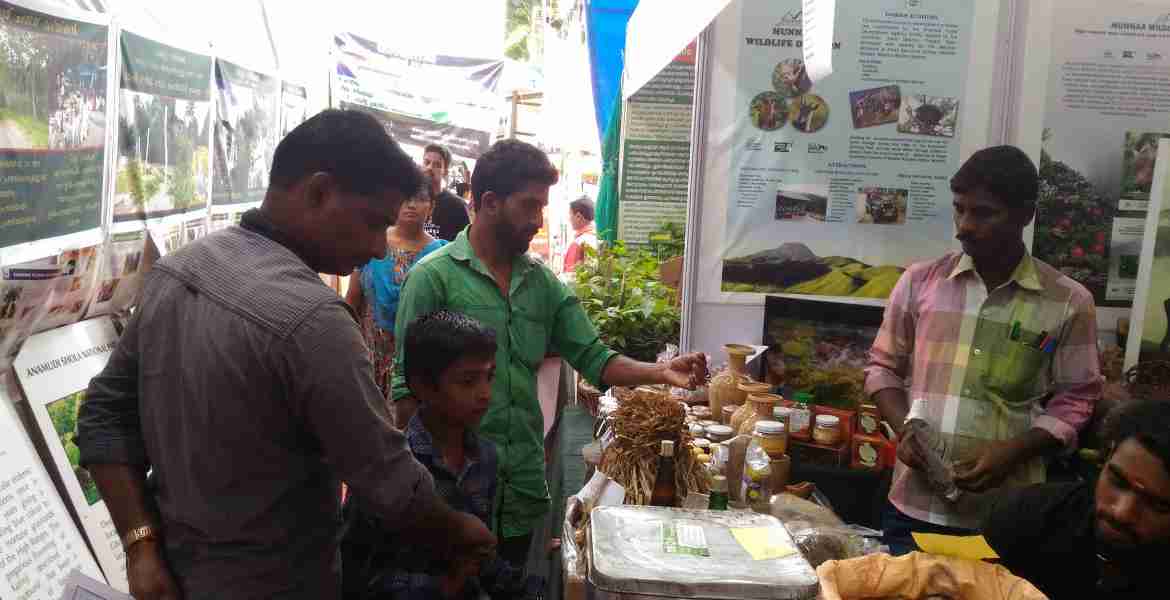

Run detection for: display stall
[[558, 0, 1170, 598], [0, 1, 514, 597]]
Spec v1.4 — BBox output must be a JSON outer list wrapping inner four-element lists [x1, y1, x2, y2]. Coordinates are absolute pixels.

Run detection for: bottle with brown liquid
[[650, 440, 678, 507]]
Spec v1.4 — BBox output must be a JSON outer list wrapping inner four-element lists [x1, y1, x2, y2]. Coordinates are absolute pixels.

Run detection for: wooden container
[[850, 433, 892, 471], [789, 438, 849, 468]]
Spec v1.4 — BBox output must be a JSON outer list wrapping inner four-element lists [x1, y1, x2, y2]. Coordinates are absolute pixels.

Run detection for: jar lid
[[755, 420, 786, 434], [737, 381, 772, 393], [699, 420, 719, 427], [773, 406, 793, 417], [815, 414, 841, 427], [705, 424, 734, 437], [693, 438, 711, 448], [689, 424, 706, 436]]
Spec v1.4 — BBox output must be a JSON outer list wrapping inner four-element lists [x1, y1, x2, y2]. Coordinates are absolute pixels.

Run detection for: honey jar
[[812, 414, 843, 446], [753, 420, 788, 459]]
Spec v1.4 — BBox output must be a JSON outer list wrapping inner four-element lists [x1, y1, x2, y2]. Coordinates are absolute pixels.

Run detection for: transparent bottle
[[708, 475, 729, 510], [904, 418, 961, 502]]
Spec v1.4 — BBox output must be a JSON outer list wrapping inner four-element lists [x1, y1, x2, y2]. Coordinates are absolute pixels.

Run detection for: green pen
[[1010, 321, 1021, 341]]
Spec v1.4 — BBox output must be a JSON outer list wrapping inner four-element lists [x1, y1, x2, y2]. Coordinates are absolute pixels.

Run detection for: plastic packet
[[788, 524, 886, 568], [740, 437, 773, 508], [904, 418, 961, 502], [769, 492, 844, 529]]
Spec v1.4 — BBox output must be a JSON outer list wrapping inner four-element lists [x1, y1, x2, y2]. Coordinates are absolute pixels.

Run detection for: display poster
[[113, 31, 212, 223], [212, 59, 278, 206], [0, 376, 105, 600], [0, 2, 107, 254], [333, 32, 503, 160], [148, 220, 183, 257], [719, 0, 974, 299], [86, 230, 147, 318], [802, 0, 836, 82], [1126, 141, 1170, 369], [618, 42, 694, 245], [14, 316, 127, 593], [59, 570, 132, 600], [280, 81, 309, 138], [0, 245, 100, 361], [1034, 0, 1170, 307]]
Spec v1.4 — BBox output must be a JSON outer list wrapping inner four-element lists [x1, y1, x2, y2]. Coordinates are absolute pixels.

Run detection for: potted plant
[[572, 241, 681, 363]]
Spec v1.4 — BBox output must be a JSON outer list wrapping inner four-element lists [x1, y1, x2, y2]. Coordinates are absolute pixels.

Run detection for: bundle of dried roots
[[599, 386, 710, 506]]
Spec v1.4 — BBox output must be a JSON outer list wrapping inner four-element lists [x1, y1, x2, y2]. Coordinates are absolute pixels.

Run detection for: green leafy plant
[[647, 221, 686, 260], [573, 241, 680, 362]]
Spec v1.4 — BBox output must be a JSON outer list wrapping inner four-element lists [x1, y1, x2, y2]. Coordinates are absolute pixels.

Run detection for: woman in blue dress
[[346, 184, 448, 407]]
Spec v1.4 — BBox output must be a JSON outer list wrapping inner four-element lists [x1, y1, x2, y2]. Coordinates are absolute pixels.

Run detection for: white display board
[[682, 0, 1003, 357], [0, 374, 105, 600], [14, 316, 127, 592], [1126, 140, 1170, 370]]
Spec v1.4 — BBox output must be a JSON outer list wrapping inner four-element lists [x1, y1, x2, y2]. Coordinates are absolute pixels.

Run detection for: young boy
[[342, 310, 542, 600]]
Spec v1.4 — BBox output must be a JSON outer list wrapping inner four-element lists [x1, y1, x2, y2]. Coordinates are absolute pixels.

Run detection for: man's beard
[[494, 219, 533, 257]]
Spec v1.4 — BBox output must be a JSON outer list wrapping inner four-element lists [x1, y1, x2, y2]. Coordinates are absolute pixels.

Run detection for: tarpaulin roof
[[623, 0, 734, 98], [586, 0, 637, 141]]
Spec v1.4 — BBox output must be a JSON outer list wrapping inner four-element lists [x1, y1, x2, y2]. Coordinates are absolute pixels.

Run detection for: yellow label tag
[[911, 533, 1000, 560], [729, 527, 797, 560]]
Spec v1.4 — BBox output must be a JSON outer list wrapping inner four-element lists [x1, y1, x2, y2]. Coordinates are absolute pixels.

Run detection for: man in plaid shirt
[[865, 145, 1102, 554]]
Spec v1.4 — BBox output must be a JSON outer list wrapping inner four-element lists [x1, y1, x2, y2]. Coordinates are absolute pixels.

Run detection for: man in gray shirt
[[77, 109, 494, 600]]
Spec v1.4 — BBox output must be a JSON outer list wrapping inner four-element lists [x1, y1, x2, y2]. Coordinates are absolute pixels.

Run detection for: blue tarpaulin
[[586, 0, 638, 143]]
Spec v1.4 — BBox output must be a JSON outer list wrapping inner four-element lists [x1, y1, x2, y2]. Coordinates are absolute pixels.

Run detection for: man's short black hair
[[403, 310, 497, 389], [270, 109, 423, 198], [570, 196, 595, 222], [471, 139, 559, 211], [1103, 399, 1170, 475], [950, 145, 1038, 210], [424, 144, 452, 170]]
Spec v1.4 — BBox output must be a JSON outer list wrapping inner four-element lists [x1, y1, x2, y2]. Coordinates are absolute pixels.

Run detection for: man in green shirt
[[393, 139, 707, 567]]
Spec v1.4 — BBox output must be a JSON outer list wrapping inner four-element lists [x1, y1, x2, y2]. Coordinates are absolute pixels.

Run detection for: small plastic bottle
[[708, 475, 729, 510]]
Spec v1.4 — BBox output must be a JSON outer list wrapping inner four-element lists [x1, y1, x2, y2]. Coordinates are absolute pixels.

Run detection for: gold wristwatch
[[122, 525, 157, 551]]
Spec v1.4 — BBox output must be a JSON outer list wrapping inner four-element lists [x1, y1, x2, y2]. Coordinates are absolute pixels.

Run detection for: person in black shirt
[[983, 398, 1170, 599], [422, 144, 471, 241]]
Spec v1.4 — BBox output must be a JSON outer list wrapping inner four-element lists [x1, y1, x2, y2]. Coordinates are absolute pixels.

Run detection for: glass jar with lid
[[812, 414, 843, 446], [722, 404, 740, 425], [752, 420, 788, 459], [790, 391, 814, 440]]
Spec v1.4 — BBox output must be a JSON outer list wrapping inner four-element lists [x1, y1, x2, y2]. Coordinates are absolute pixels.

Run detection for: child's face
[[428, 354, 496, 429]]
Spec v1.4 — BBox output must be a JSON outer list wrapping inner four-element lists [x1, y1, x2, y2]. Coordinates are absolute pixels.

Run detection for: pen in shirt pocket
[[1009, 321, 1021, 341]]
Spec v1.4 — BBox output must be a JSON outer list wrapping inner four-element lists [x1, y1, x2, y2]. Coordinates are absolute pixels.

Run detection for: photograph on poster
[[95, 279, 119, 303], [773, 58, 811, 98], [897, 94, 958, 138], [1036, 134, 1113, 295], [855, 187, 908, 225], [113, 90, 212, 219], [789, 94, 828, 133], [749, 91, 788, 131], [762, 297, 885, 409], [1121, 131, 1170, 205], [280, 82, 309, 138], [0, 13, 106, 150], [213, 60, 278, 205], [47, 390, 100, 505], [775, 185, 828, 221], [849, 86, 901, 130]]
